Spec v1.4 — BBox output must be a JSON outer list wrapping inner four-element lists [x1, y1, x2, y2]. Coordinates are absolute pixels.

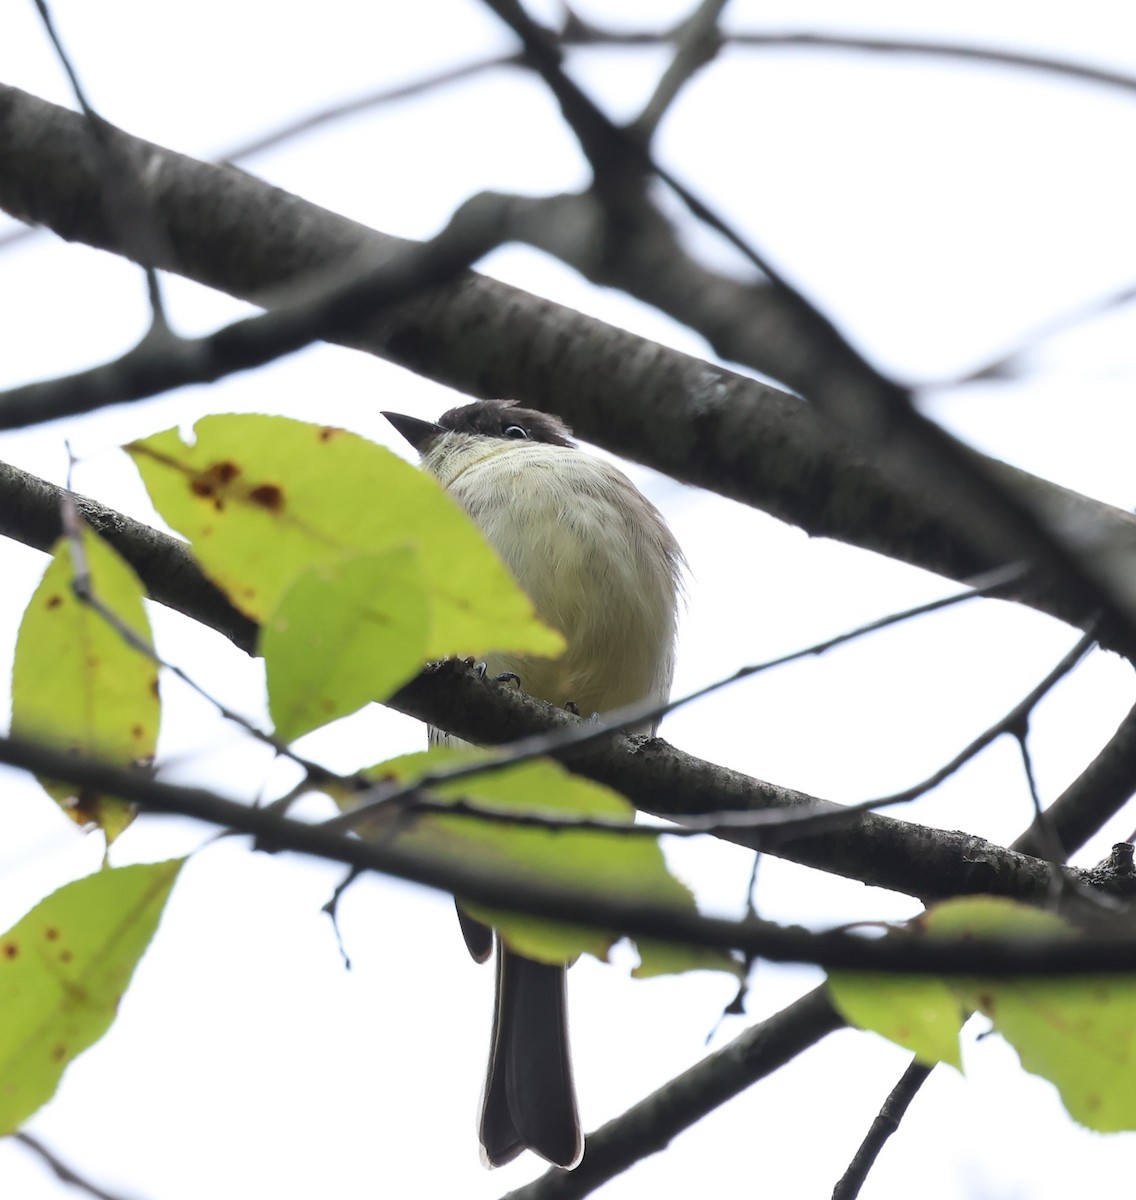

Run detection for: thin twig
[[830, 1063, 934, 1200], [856, 630, 1096, 811], [57, 487, 331, 784], [1015, 699, 1136, 859], [564, 23, 1136, 97], [500, 987, 845, 1200], [630, 0, 727, 140], [326, 565, 1025, 833], [0, 190, 508, 428], [326, 624, 1096, 857], [13, 1132, 134, 1200], [32, 0, 169, 331], [218, 54, 523, 161], [481, 0, 1136, 658], [722, 30, 1136, 97], [0, 731, 1132, 973]]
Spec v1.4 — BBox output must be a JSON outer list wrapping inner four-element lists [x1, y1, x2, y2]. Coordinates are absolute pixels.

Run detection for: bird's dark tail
[[480, 945, 583, 1169]]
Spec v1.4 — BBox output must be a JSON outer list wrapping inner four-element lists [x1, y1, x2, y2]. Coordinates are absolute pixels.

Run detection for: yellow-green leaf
[[348, 749, 725, 973], [831, 896, 1136, 1128], [124, 415, 563, 661], [0, 859, 184, 1133], [968, 974, 1136, 1131], [633, 939, 745, 981], [828, 971, 965, 1068], [11, 526, 160, 843], [918, 895, 1071, 940], [263, 547, 429, 741], [929, 897, 1136, 1132], [828, 899, 1072, 1072]]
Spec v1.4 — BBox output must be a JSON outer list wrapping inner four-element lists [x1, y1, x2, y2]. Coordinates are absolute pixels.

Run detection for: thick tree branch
[[483, 2, 1136, 658], [0, 457, 1115, 906], [0, 192, 509, 428], [2, 732, 1136, 972], [4, 85, 1136, 647], [501, 987, 845, 1200]]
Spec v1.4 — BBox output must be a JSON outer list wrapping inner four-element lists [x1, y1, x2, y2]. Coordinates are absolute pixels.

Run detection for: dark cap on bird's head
[[382, 400, 575, 453]]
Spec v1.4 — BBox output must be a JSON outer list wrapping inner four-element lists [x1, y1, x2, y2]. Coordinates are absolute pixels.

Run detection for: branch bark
[[0, 457, 1075, 906], [4, 84, 1136, 646]]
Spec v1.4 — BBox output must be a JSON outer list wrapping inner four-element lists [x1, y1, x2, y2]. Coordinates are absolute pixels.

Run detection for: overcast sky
[[2, 3, 1136, 1198]]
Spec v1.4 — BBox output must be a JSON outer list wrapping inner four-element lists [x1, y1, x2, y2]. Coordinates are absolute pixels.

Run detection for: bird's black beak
[[382, 411, 446, 453]]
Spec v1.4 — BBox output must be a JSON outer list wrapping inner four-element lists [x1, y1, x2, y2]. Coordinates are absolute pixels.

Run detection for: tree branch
[[4, 84, 1136, 647], [500, 987, 844, 1200], [12, 1133, 132, 1200], [0, 192, 510, 427], [3, 732, 1136, 972], [471, 3, 1136, 657], [0, 458, 1108, 905]]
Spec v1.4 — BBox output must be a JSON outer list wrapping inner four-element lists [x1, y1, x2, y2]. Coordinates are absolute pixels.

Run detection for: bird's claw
[[470, 662, 522, 689]]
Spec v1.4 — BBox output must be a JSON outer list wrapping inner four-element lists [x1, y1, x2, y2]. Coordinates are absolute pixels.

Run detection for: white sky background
[[1, 1, 1136, 1197]]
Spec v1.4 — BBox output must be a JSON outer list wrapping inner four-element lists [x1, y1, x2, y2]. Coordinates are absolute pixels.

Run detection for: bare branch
[[5, 85, 1136, 647], [723, 30, 1136, 96], [465, 6, 1136, 654], [1, 732, 1136, 972], [1014, 698, 1136, 860], [0, 457, 1122, 904], [13, 1133, 134, 1200], [863, 631, 1095, 809], [830, 1062, 933, 1200], [562, 22, 1136, 97], [0, 459, 257, 651], [57, 489, 330, 784], [328, 564, 1025, 831], [33, 0, 170, 331], [501, 987, 844, 1200], [0, 192, 510, 428], [629, 0, 727, 141], [218, 54, 523, 162]]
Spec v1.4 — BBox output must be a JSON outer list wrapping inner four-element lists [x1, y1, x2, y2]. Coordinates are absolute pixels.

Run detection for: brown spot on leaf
[[59, 949, 73, 964], [70, 789, 103, 826], [51, 1044, 67, 1062], [1085, 1092, 1102, 1113], [191, 460, 241, 498], [131, 724, 145, 741], [976, 992, 996, 1014], [45, 594, 64, 610], [249, 483, 284, 512], [320, 698, 335, 712], [2, 941, 18, 959], [44, 927, 59, 941], [150, 679, 161, 698], [318, 427, 339, 442]]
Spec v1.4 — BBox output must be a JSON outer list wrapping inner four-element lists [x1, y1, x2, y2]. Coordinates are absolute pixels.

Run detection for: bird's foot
[[469, 660, 523, 689]]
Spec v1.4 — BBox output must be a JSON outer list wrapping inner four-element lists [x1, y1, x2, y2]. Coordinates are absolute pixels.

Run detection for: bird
[[383, 399, 683, 1170]]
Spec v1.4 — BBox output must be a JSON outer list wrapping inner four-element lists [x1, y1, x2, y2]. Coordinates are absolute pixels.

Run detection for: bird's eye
[[503, 425, 529, 439]]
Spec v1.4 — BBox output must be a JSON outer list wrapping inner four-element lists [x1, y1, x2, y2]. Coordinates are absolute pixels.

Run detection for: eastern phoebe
[[384, 400, 683, 1169]]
